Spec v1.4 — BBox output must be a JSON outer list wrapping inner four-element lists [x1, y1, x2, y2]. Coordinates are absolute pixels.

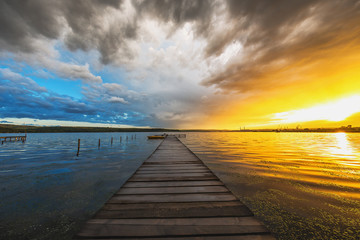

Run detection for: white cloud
[[0, 68, 47, 92], [108, 96, 129, 104]]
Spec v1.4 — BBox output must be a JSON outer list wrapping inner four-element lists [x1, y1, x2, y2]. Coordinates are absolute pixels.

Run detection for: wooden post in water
[[126, 136, 128, 141], [131, 135, 133, 140], [135, 134, 136, 139], [120, 136, 122, 143], [111, 137, 113, 146], [98, 138, 101, 149], [77, 139, 80, 156]]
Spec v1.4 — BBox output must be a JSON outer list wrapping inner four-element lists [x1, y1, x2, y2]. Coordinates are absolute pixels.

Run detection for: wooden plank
[[96, 204, 253, 218], [138, 167, 209, 170], [128, 172, 218, 181], [145, 160, 201, 164], [138, 166, 208, 170], [136, 170, 210, 174], [87, 216, 264, 225], [76, 224, 269, 238], [102, 201, 245, 210], [123, 180, 224, 188], [116, 186, 229, 194], [108, 193, 237, 203], [134, 170, 211, 174], [79, 235, 275, 240], [139, 164, 206, 168], [128, 175, 218, 181], [131, 173, 215, 178], [146, 155, 200, 158], [142, 161, 202, 165]]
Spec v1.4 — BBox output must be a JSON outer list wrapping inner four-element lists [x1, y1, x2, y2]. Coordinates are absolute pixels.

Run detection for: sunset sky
[[1, 0, 360, 129]]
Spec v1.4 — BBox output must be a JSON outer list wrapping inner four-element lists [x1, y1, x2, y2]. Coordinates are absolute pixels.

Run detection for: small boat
[[147, 135, 165, 139]]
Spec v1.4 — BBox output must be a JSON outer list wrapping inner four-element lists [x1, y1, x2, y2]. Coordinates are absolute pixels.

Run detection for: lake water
[[181, 132, 360, 240], [0, 132, 161, 240], [1, 132, 360, 239]]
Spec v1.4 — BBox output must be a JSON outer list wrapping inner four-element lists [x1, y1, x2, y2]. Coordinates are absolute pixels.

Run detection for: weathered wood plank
[[140, 164, 206, 168], [136, 169, 211, 174], [96, 204, 253, 218], [128, 175, 218, 181], [122, 180, 224, 188], [87, 216, 264, 225], [108, 193, 238, 203], [116, 186, 229, 195], [76, 224, 269, 238], [128, 172, 218, 181], [145, 160, 202, 164], [142, 161, 202, 165], [131, 173, 215, 178], [137, 168, 210, 171], [79, 235, 275, 240], [102, 201, 244, 210]]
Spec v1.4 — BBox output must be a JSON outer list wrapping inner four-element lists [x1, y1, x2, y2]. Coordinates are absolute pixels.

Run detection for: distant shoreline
[[1, 124, 359, 133]]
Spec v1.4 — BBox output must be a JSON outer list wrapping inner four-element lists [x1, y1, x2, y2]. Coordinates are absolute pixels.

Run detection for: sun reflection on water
[[329, 132, 358, 159], [181, 132, 360, 240], [182, 132, 360, 197]]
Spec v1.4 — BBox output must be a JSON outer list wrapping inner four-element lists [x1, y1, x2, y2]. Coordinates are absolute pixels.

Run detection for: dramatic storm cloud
[[1, 0, 360, 128]]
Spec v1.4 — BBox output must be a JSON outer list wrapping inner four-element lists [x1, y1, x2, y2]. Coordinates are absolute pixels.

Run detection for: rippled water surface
[[181, 132, 360, 240], [0, 132, 161, 240], [1, 132, 360, 239]]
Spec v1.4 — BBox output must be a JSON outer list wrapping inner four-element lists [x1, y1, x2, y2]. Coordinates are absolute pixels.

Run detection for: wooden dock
[[75, 136, 275, 239], [0, 135, 26, 144]]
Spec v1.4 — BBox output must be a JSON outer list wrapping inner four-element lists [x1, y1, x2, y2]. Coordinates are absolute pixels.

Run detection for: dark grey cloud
[[133, 0, 217, 36], [0, 0, 214, 65], [3, 0, 359, 73], [0, 0, 219, 65], [0, 0, 126, 64], [61, 0, 137, 64], [0, 0, 61, 52], [203, 0, 317, 56], [202, 0, 360, 92]]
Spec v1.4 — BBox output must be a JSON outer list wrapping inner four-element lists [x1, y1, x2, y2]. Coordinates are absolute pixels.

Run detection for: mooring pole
[[98, 138, 101, 149], [120, 136, 122, 143], [111, 137, 113, 146], [77, 139, 80, 156]]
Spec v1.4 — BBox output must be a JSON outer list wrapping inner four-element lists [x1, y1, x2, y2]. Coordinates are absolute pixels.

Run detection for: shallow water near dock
[[1, 132, 360, 239]]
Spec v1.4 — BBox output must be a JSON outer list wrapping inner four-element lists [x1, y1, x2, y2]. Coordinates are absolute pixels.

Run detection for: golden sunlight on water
[[182, 132, 360, 239], [329, 132, 358, 160]]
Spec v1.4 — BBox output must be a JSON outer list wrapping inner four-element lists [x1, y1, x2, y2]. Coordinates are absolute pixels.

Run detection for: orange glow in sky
[[272, 95, 360, 124]]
